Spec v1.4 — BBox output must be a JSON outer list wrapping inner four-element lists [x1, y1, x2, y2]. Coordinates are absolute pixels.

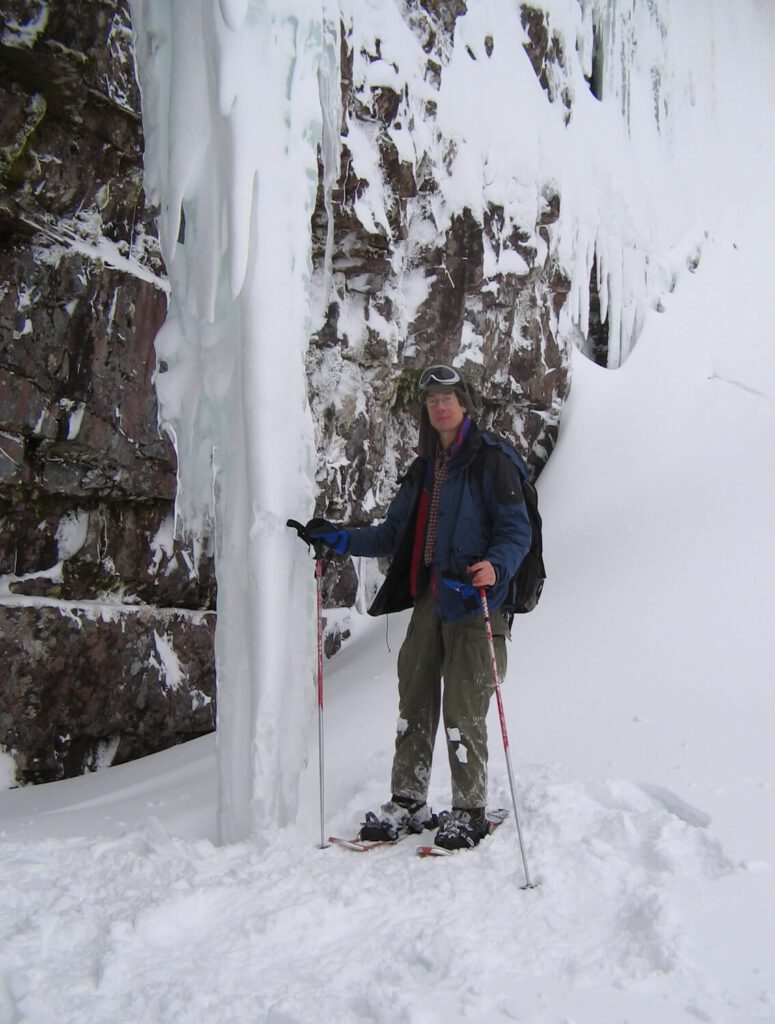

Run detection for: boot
[[358, 796, 438, 842], [434, 808, 489, 850]]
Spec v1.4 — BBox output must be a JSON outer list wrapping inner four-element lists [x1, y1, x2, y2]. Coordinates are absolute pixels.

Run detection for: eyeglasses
[[425, 393, 459, 409], [418, 365, 461, 392]]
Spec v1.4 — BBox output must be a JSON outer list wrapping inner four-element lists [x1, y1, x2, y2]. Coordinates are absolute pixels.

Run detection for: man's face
[[425, 389, 467, 437]]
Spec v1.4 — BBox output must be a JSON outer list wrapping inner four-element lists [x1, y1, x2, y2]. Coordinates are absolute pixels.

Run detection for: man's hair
[[417, 369, 478, 458]]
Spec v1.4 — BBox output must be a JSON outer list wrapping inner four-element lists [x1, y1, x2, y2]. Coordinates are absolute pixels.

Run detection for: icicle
[[317, 4, 342, 315], [597, 237, 608, 328], [606, 244, 623, 369]]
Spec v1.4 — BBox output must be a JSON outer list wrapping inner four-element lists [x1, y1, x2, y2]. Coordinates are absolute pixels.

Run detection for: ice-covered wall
[[130, 0, 338, 841]]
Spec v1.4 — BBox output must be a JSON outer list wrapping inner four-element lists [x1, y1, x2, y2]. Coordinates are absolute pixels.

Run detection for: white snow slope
[[2, 6, 775, 1024]]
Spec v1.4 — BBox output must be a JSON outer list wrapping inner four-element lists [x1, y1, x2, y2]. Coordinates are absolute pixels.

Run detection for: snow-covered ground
[[3, 2, 775, 1022], [3, 215, 774, 1021]]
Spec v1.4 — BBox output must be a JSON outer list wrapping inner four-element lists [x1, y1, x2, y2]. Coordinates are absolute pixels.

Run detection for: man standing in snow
[[305, 365, 531, 850]]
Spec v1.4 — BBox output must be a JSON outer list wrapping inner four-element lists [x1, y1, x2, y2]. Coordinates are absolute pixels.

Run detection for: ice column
[[130, 0, 339, 841]]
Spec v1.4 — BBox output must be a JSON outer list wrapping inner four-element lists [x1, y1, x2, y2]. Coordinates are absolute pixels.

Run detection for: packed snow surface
[[2, 0, 775, 1021], [3, 194, 774, 1020]]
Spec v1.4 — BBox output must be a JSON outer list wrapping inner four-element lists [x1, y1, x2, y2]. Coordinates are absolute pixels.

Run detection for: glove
[[442, 574, 481, 610], [305, 517, 350, 555]]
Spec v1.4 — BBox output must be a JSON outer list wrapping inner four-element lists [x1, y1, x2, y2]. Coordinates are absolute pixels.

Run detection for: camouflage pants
[[391, 588, 509, 810]]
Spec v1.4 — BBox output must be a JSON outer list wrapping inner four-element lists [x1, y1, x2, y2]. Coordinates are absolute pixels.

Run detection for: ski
[[328, 826, 433, 852], [328, 808, 442, 852], [416, 808, 509, 857], [327, 834, 403, 853]]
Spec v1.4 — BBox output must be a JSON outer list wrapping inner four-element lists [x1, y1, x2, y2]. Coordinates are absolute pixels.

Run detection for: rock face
[[308, 2, 571, 533], [1, 1, 574, 784], [0, 0, 216, 784], [2, 605, 215, 783], [308, 3, 572, 605]]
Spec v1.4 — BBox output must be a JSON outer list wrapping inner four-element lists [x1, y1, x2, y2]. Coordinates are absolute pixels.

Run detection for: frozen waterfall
[[130, 0, 340, 841]]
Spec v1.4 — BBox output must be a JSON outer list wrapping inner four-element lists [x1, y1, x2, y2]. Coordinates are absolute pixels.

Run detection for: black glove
[[304, 517, 350, 555]]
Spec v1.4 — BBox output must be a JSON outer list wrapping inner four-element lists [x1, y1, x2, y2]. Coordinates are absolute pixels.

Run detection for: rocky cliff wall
[[0, 0, 216, 784], [308, 2, 572, 606]]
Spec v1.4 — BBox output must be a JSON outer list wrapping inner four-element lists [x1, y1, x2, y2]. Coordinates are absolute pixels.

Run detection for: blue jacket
[[347, 422, 532, 623]]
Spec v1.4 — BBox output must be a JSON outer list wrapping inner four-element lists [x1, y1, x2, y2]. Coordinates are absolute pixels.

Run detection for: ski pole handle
[[286, 518, 326, 560]]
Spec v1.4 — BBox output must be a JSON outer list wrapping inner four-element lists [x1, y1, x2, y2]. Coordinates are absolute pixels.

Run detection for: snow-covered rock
[[0, 0, 215, 784]]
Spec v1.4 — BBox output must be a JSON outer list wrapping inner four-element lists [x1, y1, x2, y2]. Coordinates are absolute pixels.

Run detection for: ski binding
[[416, 808, 509, 857]]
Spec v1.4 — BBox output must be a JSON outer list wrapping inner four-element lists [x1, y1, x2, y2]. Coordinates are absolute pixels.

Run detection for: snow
[[65, 402, 86, 440], [3, 191, 774, 1018], [1, 2, 49, 48], [19, 208, 168, 291], [151, 631, 186, 693], [148, 514, 175, 575], [2, 0, 774, 1020], [55, 510, 89, 562], [0, 749, 16, 791]]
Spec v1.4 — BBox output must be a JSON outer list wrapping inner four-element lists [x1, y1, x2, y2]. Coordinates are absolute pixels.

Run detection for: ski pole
[[480, 587, 535, 889], [287, 519, 329, 849], [313, 551, 327, 850]]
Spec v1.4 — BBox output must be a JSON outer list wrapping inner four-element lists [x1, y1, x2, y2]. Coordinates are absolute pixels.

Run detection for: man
[[307, 365, 531, 850]]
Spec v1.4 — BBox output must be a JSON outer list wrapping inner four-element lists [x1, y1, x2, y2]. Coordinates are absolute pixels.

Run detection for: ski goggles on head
[[418, 365, 461, 393]]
